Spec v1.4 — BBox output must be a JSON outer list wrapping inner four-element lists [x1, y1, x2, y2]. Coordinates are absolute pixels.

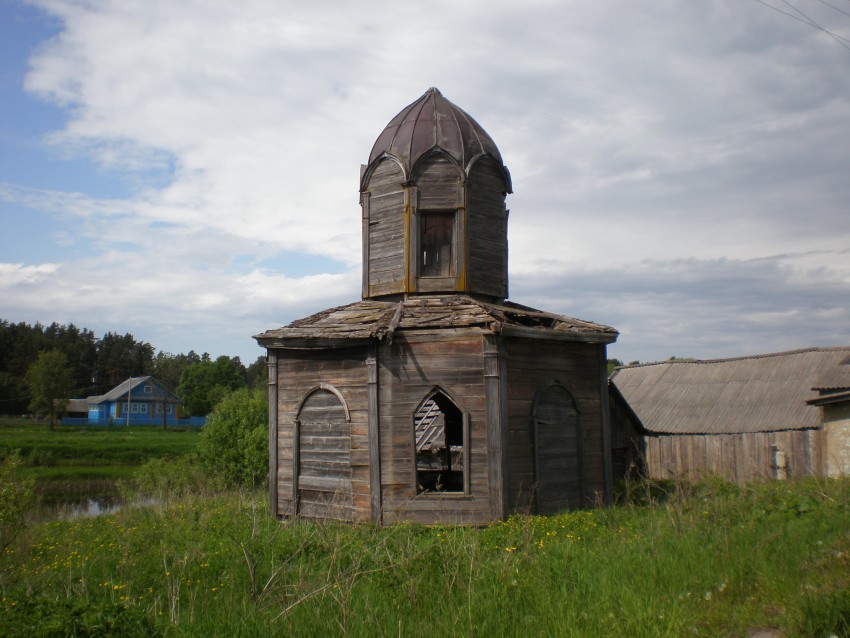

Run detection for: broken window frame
[[417, 210, 457, 279], [413, 389, 469, 495]]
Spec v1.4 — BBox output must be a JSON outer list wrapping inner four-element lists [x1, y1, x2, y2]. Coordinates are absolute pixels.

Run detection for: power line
[[814, 0, 850, 19], [751, 0, 850, 49]]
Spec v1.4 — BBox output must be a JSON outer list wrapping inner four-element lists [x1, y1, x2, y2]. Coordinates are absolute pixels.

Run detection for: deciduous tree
[[178, 355, 246, 416], [24, 350, 75, 430]]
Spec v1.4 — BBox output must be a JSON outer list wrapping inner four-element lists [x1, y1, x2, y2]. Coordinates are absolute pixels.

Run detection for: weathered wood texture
[[503, 338, 608, 513], [413, 154, 462, 209], [467, 156, 508, 300], [274, 347, 371, 522], [643, 429, 826, 481], [824, 403, 850, 476], [256, 295, 617, 345], [364, 159, 406, 297], [608, 386, 646, 480], [377, 331, 493, 525], [297, 389, 353, 520], [535, 384, 582, 514]]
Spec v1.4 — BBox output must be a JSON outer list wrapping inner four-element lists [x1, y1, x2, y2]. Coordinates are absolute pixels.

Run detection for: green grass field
[[2, 420, 849, 636], [1, 478, 849, 637]]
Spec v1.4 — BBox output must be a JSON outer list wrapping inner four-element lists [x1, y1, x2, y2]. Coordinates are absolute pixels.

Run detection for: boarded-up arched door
[[533, 383, 583, 514], [295, 388, 353, 521]]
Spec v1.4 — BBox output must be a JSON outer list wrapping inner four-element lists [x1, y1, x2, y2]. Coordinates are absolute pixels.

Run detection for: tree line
[[0, 319, 265, 419]]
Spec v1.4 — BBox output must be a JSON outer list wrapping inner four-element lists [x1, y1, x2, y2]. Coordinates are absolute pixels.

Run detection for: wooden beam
[[484, 336, 507, 520], [598, 344, 613, 504], [267, 351, 278, 516], [366, 347, 382, 523]]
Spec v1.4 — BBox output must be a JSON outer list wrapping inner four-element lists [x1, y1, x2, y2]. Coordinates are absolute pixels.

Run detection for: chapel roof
[[363, 87, 512, 191], [254, 295, 617, 349]]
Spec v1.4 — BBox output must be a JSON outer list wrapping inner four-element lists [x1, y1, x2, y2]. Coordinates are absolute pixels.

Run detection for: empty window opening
[[415, 392, 464, 493], [419, 212, 454, 277]]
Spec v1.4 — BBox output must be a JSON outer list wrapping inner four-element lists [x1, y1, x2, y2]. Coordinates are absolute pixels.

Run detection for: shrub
[[197, 387, 268, 488], [0, 597, 157, 638], [131, 455, 211, 499]]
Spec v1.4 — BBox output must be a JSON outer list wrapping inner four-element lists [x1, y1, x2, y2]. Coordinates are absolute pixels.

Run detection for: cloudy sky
[[1, 0, 848, 365]]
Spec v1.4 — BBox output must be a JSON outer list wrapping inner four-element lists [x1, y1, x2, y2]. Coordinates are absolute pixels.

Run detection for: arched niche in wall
[[294, 385, 353, 520], [532, 381, 583, 514]]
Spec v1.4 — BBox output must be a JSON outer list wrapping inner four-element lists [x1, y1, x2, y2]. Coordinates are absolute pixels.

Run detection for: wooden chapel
[[254, 88, 618, 524]]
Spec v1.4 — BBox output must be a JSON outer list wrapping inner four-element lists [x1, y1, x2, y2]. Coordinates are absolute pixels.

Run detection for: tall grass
[[2, 476, 849, 637]]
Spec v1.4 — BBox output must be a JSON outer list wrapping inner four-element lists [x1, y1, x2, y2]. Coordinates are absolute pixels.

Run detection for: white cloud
[[3, 0, 848, 362], [0, 262, 60, 286]]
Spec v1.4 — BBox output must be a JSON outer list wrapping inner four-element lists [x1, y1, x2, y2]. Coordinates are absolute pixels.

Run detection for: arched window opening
[[415, 392, 464, 493]]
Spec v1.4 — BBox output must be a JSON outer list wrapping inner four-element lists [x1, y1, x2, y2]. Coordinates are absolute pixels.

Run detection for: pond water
[[53, 498, 124, 520]]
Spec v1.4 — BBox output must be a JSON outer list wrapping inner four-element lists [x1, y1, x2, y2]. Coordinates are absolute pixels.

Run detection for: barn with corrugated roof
[[255, 88, 618, 524], [609, 347, 850, 481]]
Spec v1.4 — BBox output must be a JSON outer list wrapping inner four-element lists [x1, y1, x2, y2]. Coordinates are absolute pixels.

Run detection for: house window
[[131, 404, 139, 413], [419, 212, 455, 277], [139, 404, 147, 414], [144, 385, 152, 393], [414, 391, 465, 494]]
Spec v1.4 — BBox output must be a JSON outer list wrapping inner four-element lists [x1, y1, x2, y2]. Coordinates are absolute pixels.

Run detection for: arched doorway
[[533, 383, 582, 514], [296, 387, 353, 520]]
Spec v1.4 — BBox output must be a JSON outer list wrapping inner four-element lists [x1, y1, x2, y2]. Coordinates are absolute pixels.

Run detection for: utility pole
[[125, 379, 131, 427]]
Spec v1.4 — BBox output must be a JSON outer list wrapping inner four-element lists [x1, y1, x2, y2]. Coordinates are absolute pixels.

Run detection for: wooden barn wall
[[378, 330, 491, 525], [503, 338, 607, 514], [608, 388, 645, 480], [643, 429, 826, 482], [824, 402, 850, 476], [467, 157, 508, 300], [365, 159, 406, 297], [274, 347, 371, 522]]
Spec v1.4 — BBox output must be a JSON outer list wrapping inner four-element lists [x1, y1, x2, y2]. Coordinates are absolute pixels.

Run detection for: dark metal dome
[[364, 88, 511, 191]]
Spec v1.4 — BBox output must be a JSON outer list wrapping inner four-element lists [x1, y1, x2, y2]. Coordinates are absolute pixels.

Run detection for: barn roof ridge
[[610, 346, 850, 435], [613, 346, 850, 372]]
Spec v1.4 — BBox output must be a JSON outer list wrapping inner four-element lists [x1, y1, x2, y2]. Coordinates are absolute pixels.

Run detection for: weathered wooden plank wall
[[364, 159, 406, 297], [504, 338, 608, 514], [467, 156, 508, 300], [643, 429, 826, 481], [414, 155, 461, 209], [275, 347, 371, 522], [608, 384, 645, 479], [378, 331, 491, 524]]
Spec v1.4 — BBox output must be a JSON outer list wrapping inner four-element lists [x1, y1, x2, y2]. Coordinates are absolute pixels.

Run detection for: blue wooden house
[[86, 376, 185, 426]]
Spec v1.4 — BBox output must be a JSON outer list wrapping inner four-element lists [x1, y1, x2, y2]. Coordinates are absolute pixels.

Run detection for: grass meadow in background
[[0, 419, 201, 507]]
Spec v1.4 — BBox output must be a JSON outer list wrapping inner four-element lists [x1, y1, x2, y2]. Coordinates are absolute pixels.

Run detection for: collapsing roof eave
[[253, 295, 618, 349]]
